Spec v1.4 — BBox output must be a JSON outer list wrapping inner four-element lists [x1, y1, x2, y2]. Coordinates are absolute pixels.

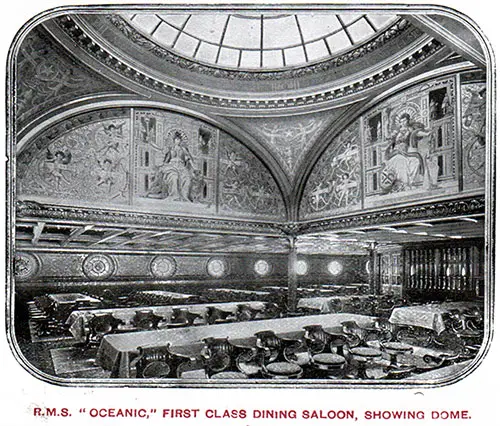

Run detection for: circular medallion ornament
[[327, 260, 343, 276], [207, 258, 229, 278], [254, 259, 271, 276], [14, 253, 40, 281], [82, 254, 115, 279], [296, 259, 309, 276], [150, 256, 177, 278]]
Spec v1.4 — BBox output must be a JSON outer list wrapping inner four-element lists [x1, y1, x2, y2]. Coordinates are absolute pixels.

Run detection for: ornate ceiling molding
[[16, 200, 286, 237], [107, 15, 411, 80], [51, 14, 444, 112], [287, 196, 485, 235]]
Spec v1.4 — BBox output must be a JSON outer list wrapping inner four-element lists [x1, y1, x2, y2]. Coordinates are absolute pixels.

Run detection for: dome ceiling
[[123, 12, 398, 71], [42, 11, 442, 114]]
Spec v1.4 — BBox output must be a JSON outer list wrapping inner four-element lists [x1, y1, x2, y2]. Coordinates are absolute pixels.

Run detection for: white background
[[1, 1, 498, 425]]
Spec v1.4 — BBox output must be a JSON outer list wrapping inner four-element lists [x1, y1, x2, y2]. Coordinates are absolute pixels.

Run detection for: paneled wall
[[14, 251, 288, 291], [296, 254, 370, 286], [300, 73, 486, 220], [376, 246, 403, 297], [403, 239, 483, 301], [15, 250, 370, 296]]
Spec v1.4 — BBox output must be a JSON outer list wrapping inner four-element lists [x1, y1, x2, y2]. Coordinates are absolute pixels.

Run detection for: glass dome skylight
[[123, 12, 398, 70]]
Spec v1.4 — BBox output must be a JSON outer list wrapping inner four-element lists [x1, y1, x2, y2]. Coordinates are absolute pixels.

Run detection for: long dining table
[[96, 312, 374, 378], [389, 301, 481, 334], [66, 301, 268, 343], [297, 295, 376, 314]]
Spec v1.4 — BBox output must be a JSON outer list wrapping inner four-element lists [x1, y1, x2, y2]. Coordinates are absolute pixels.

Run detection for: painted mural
[[300, 121, 362, 218], [16, 28, 122, 130], [219, 132, 286, 219], [300, 76, 485, 220], [461, 83, 486, 191], [18, 108, 286, 221], [233, 112, 334, 179], [363, 77, 457, 208], [132, 109, 218, 215], [17, 115, 131, 204]]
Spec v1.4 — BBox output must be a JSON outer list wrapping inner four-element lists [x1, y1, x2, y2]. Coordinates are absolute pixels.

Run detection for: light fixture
[[296, 260, 308, 276], [254, 259, 271, 276], [327, 260, 343, 276]]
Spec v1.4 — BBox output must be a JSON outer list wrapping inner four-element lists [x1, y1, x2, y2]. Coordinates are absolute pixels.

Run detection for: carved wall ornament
[[254, 259, 272, 276], [14, 252, 41, 281], [149, 255, 177, 278], [16, 201, 285, 236], [327, 260, 343, 276], [295, 259, 309, 276], [82, 254, 116, 279]]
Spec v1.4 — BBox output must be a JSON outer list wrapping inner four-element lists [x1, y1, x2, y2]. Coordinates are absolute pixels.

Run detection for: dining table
[[297, 295, 376, 314], [389, 301, 481, 335], [96, 312, 375, 378], [130, 290, 202, 305], [65, 300, 268, 343], [38, 293, 102, 321]]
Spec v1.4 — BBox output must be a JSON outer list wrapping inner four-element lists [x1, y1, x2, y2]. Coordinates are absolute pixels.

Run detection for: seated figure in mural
[[382, 113, 436, 191], [147, 131, 195, 201]]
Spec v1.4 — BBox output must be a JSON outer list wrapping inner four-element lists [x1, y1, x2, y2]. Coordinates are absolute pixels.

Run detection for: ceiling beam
[[31, 222, 45, 245], [61, 224, 94, 247], [112, 230, 173, 248], [88, 228, 135, 246], [404, 15, 486, 68]]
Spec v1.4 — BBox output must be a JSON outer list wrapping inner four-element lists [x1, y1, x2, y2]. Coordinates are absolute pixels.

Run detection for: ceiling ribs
[[31, 222, 45, 245], [61, 225, 94, 247], [405, 15, 486, 68]]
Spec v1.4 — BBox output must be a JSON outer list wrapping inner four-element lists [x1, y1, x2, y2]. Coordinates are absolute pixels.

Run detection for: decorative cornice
[[287, 197, 485, 234], [53, 15, 444, 111], [16, 200, 285, 236], [108, 15, 411, 81]]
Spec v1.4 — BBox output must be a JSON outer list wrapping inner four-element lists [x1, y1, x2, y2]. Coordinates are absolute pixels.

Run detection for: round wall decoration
[[207, 258, 229, 278], [254, 259, 271, 276], [82, 254, 116, 279], [327, 260, 343, 276], [296, 259, 309, 276], [150, 255, 177, 278], [14, 253, 40, 280]]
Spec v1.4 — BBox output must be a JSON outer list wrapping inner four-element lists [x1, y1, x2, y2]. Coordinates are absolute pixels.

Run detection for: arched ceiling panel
[[227, 108, 347, 179], [17, 108, 288, 222]]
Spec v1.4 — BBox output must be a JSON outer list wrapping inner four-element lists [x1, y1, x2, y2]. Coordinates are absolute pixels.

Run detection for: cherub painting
[[41, 148, 73, 189]]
